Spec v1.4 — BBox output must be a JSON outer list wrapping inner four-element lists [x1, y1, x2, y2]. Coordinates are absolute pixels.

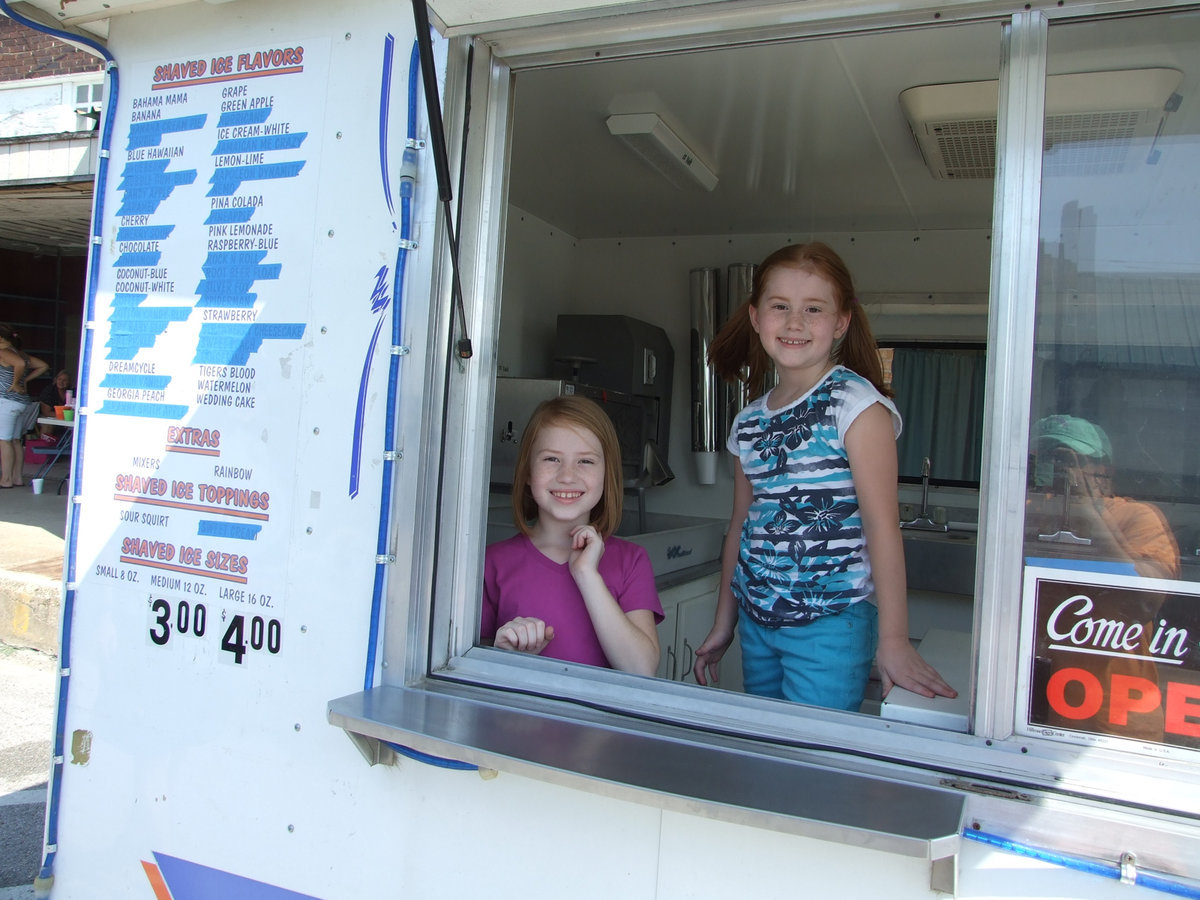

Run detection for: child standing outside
[[482, 395, 663, 676], [692, 243, 957, 710]]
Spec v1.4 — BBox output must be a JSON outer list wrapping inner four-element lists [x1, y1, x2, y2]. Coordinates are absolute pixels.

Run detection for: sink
[[902, 529, 976, 596], [486, 509, 725, 576]]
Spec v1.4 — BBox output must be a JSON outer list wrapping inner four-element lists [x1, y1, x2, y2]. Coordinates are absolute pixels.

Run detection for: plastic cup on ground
[[31, 478, 45, 495]]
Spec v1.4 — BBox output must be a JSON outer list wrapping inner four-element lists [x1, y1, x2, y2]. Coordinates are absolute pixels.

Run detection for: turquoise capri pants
[[737, 599, 878, 711]]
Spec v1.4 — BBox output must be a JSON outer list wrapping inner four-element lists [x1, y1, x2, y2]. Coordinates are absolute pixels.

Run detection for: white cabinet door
[[655, 572, 743, 692], [656, 577, 704, 681], [655, 600, 678, 680], [675, 587, 743, 692]]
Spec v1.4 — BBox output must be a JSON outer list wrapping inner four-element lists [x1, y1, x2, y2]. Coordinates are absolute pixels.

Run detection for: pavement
[[0, 460, 70, 656], [0, 459, 69, 900]]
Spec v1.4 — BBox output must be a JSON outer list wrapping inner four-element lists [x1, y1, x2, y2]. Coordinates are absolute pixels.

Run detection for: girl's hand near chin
[[568, 524, 605, 577]]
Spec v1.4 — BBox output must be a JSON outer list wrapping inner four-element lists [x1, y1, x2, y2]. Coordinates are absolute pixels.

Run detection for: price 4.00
[[221, 613, 281, 664]]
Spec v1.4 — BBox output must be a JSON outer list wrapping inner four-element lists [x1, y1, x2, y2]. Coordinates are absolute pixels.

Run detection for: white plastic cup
[[31, 478, 45, 495]]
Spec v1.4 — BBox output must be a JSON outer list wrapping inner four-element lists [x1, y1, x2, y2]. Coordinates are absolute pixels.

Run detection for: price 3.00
[[148, 597, 207, 646]]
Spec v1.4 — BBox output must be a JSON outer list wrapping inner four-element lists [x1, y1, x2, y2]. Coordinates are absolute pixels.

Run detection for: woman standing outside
[[0, 324, 49, 488]]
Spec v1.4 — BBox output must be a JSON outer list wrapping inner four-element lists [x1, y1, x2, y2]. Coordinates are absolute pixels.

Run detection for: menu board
[[78, 40, 330, 667], [1019, 566, 1200, 753]]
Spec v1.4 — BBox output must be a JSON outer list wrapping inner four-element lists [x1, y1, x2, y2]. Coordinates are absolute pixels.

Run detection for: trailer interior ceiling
[[502, 17, 1192, 245], [506, 24, 1001, 240]]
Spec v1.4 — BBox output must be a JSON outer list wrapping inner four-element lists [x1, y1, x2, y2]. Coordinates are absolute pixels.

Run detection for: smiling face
[[526, 422, 606, 532], [749, 265, 850, 384]]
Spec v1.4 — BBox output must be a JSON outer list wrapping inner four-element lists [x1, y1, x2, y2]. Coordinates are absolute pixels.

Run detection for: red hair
[[708, 242, 890, 399]]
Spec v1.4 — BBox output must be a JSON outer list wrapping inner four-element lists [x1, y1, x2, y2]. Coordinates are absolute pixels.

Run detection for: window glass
[[1021, 9, 1200, 754]]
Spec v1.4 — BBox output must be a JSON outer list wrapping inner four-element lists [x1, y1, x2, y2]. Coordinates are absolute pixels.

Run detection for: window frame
[[347, 0, 1200, 870]]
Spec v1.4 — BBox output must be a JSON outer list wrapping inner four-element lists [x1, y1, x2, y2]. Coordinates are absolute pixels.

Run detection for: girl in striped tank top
[[691, 244, 956, 711]]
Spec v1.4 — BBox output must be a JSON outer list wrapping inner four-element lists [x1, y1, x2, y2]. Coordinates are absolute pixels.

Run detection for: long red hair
[[708, 242, 890, 399]]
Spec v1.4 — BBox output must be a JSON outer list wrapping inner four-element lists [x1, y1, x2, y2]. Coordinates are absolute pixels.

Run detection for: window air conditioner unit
[[900, 68, 1183, 179]]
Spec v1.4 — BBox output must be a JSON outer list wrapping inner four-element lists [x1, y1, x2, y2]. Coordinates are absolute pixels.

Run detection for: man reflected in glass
[[1027, 415, 1179, 581], [1026, 414, 1181, 742]]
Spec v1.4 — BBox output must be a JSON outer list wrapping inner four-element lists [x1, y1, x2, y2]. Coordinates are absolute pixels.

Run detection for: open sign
[[1022, 568, 1200, 751]]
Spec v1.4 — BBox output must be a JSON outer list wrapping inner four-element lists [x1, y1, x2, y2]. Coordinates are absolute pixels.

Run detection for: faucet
[[1036, 461, 1092, 546], [901, 457, 948, 532], [624, 442, 676, 534]]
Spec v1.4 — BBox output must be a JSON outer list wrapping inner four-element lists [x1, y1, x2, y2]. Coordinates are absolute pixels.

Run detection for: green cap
[[1033, 415, 1112, 460]]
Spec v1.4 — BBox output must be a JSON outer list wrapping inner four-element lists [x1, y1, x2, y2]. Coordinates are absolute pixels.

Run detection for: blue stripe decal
[[208, 161, 306, 196], [116, 225, 175, 241], [117, 159, 198, 216], [378, 32, 396, 222], [193, 323, 306, 366], [153, 851, 322, 900], [216, 107, 273, 128], [197, 521, 262, 540], [213, 133, 308, 155], [126, 113, 206, 150], [204, 207, 256, 225], [94, 400, 189, 419], [113, 251, 163, 267], [99, 374, 171, 390]]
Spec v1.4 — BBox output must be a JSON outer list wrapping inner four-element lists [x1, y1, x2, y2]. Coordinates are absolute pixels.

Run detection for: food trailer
[[4, 0, 1199, 895]]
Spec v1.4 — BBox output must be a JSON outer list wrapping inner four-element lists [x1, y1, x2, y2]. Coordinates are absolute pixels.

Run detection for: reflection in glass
[[1029, 8, 1200, 575], [1023, 9, 1200, 749]]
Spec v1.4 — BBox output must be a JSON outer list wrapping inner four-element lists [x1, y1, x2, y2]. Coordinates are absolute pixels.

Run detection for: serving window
[[345, 0, 1200, 866]]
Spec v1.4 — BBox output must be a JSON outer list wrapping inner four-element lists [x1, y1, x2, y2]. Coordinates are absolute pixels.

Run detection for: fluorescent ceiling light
[[606, 113, 718, 192]]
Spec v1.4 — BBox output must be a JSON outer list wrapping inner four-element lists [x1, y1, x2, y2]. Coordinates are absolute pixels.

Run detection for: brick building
[[0, 13, 105, 384]]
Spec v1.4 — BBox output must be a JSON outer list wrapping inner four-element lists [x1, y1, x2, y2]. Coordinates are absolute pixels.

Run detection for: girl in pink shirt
[[482, 395, 663, 675]]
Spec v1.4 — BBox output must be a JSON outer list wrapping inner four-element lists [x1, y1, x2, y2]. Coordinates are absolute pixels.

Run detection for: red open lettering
[[1165, 682, 1200, 738], [1046, 667, 1103, 720], [1109, 675, 1161, 726]]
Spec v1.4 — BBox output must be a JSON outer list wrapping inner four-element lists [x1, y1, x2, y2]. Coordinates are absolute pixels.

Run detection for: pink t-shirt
[[481, 533, 664, 668]]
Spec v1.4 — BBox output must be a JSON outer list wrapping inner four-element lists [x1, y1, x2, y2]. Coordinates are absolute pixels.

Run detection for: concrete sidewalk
[[0, 643, 55, 900], [0, 466, 66, 898], [0, 461, 70, 654]]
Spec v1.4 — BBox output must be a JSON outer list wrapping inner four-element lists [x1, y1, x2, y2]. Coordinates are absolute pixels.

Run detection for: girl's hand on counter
[[876, 634, 958, 699]]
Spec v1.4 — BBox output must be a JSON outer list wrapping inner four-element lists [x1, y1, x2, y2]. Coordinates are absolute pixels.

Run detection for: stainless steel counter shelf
[[330, 679, 966, 893]]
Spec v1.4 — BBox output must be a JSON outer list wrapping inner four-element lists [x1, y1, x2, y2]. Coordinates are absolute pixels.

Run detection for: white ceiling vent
[[900, 68, 1183, 179]]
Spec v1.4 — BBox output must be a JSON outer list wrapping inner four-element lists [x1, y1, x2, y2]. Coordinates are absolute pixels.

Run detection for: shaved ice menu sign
[[80, 41, 328, 666]]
